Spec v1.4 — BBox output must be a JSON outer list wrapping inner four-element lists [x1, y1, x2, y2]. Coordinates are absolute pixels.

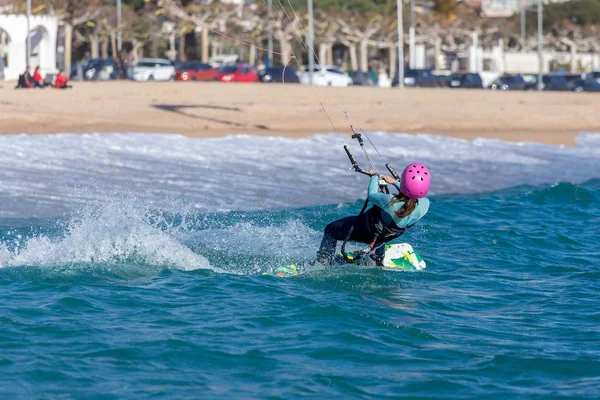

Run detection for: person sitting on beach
[[15, 66, 33, 89], [53, 70, 71, 89], [32, 66, 45, 88]]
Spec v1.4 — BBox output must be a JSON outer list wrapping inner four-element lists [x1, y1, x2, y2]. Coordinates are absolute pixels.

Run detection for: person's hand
[[380, 174, 396, 184], [369, 169, 379, 176]]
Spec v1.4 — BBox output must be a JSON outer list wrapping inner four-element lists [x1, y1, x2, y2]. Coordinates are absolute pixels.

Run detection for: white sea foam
[[0, 132, 598, 218], [0, 198, 215, 272]]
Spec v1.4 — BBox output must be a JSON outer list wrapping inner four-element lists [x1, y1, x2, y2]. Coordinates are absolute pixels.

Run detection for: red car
[[175, 61, 217, 81], [217, 64, 259, 83]]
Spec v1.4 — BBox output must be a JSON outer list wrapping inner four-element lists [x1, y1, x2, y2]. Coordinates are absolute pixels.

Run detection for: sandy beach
[[1, 80, 599, 145]]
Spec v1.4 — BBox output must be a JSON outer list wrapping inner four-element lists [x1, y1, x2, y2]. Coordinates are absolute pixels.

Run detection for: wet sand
[[1, 81, 598, 145]]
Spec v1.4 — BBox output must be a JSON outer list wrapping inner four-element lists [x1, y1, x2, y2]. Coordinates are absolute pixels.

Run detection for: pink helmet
[[400, 163, 430, 198]]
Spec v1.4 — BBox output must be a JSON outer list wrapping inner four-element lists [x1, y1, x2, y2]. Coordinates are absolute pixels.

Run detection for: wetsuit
[[316, 175, 429, 264]]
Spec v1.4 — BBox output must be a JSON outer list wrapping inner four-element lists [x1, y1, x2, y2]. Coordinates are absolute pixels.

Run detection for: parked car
[[524, 74, 570, 91], [258, 66, 300, 83], [447, 73, 483, 89], [561, 73, 586, 87], [489, 74, 527, 90], [217, 64, 259, 83], [592, 71, 600, 83], [392, 69, 438, 87], [174, 61, 216, 81], [300, 65, 353, 87], [128, 58, 175, 81], [83, 58, 121, 81], [348, 71, 375, 86], [569, 78, 600, 92]]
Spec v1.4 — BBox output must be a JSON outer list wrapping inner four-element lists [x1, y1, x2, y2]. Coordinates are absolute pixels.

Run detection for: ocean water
[[0, 132, 599, 398]]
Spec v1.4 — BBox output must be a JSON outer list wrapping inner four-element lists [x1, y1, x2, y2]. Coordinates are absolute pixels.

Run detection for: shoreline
[[2, 81, 599, 146]]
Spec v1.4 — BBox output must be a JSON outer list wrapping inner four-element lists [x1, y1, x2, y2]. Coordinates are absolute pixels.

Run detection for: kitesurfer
[[316, 163, 431, 265]]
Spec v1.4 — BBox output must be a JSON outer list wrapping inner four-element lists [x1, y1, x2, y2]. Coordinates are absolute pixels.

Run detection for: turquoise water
[[1, 133, 599, 398], [1, 180, 599, 398]]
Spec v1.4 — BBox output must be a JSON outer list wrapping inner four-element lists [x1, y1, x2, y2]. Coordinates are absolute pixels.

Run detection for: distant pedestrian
[[53, 70, 72, 89], [15, 66, 33, 89], [32, 66, 46, 88]]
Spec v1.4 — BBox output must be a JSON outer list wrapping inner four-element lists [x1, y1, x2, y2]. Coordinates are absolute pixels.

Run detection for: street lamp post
[[520, 0, 526, 41], [308, 0, 315, 85], [117, 0, 122, 52], [397, 0, 404, 89], [409, 0, 415, 69], [537, 0, 543, 91], [268, 0, 273, 65], [26, 0, 31, 67]]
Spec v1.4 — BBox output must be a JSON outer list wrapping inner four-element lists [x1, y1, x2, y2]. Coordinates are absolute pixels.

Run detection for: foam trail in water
[[0, 197, 217, 273], [183, 220, 321, 274], [0, 132, 599, 217]]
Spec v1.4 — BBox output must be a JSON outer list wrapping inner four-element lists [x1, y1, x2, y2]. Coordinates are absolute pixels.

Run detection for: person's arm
[[380, 174, 402, 193], [367, 175, 394, 209]]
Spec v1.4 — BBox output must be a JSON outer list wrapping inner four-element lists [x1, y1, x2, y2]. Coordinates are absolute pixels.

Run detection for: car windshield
[[582, 79, 600, 88], [405, 69, 430, 77], [503, 76, 524, 84], [87, 59, 112, 67], [220, 65, 238, 73], [136, 61, 167, 68], [545, 76, 567, 85], [261, 67, 282, 75], [448, 74, 463, 81], [175, 62, 198, 70]]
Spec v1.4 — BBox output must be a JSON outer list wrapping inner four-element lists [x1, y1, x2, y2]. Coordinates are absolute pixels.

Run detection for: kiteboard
[[271, 243, 426, 277]]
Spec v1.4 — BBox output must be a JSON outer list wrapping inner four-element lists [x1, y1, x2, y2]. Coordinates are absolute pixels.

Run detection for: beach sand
[[1, 81, 598, 145]]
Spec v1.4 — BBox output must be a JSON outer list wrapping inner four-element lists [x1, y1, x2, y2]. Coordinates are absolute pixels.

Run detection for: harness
[[366, 205, 415, 242]]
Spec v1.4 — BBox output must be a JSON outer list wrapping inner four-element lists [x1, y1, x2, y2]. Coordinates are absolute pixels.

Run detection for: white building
[[480, 0, 571, 18], [0, 14, 58, 81]]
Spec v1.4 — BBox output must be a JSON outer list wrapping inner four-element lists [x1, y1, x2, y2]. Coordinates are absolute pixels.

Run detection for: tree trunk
[[327, 45, 334, 66], [168, 33, 176, 61], [151, 20, 158, 58], [0, 31, 5, 65], [389, 44, 396, 79], [319, 43, 327, 65], [360, 39, 368, 72], [278, 37, 290, 65], [434, 37, 441, 70], [64, 23, 72, 75], [249, 45, 256, 65], [101, 36, 109, 58], [110, 31, 117, 60], [349, 43, 358, 71], [202, 28, 209, 62], [179, 32, 186, 61], [342, 46, 349, 69], [90, 33, 99, 58], [211, 40, 219, 57]]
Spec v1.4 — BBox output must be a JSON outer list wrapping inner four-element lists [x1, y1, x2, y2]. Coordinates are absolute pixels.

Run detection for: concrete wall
[[0, 14, 58, 81], [484, 49, 600, 75]]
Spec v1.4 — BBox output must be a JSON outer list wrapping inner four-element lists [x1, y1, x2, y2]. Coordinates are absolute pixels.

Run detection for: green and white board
[[272, 243, 426, 277]]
